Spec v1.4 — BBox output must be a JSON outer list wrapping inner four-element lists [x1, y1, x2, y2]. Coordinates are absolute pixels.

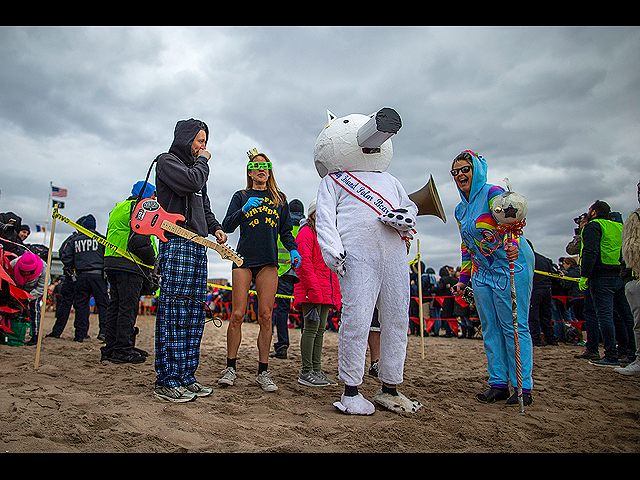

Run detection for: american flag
[[52, 185, 67, 197]]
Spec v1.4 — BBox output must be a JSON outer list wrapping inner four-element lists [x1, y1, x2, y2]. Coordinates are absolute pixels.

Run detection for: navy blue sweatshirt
[[222, 189, 297, 269]]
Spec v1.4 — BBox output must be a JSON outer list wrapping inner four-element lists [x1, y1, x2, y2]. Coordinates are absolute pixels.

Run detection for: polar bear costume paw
[[333, 393, 375, 415], [373, 389, 422, 413], [378, 208, 416, 231]]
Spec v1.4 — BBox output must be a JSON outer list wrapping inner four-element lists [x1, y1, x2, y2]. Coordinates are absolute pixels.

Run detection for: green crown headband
[[247, 148, 272, 170]]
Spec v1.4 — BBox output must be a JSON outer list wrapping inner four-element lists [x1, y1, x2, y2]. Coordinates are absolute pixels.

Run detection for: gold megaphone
[[408, 174, 447, 223]]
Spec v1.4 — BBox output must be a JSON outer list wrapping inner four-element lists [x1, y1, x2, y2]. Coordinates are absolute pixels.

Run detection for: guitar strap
[[134, 154, 160, 209]]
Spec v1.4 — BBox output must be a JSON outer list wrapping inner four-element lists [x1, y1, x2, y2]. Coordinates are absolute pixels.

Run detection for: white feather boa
[[622, 208, 640, 274]]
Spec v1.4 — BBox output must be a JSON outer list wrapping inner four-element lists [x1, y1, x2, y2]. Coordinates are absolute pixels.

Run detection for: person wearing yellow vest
[[579, 200, 634, 366], [101, 181, 158, 365], [270, 199, 304, 359]]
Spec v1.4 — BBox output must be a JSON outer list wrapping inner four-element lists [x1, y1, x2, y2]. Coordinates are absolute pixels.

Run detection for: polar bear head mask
[[313, 108, 401, 178]]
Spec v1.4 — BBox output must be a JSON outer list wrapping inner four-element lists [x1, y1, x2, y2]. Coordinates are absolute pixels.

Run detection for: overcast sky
[[1, 26, 639, 280]]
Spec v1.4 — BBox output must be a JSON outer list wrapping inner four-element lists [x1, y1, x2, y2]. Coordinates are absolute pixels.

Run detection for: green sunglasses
[[247, 161, 272, 170]]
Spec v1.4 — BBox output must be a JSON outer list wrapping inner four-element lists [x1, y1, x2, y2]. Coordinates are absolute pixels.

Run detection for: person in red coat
[[294, 199, 342, 387]]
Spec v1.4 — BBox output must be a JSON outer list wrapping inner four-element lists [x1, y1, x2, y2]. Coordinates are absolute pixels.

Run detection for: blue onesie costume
[[454, 151, 534, 392]]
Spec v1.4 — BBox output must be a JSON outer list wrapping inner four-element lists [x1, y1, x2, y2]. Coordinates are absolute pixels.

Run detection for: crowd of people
[[1, 120, 638, 409]]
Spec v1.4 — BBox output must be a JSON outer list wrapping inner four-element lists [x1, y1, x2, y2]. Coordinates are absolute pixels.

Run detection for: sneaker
[[475, 387, 511, 403], [368, 360, 379, 377], [315, 371, 338, 385], [256, 371, 278, 392], [184, 381, 213, 397], [298, 370, 330, 387], [154, 385, 196, 403], [269, 347, 288, 359], [506, 391, 533, 406], [218, 367, 237, 387], [614, 359, 640, 376], [589, 358, 620, 367], [109, 353, 146, 364], [574, 349, 600, 360]]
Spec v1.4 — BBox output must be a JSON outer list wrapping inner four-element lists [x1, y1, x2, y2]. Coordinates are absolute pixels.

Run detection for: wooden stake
[[417, 239, 424, 359], [34, 206, 57, 370]]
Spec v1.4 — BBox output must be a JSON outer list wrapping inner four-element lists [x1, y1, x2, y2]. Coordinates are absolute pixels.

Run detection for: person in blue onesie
[[450, 150, 535, 407]]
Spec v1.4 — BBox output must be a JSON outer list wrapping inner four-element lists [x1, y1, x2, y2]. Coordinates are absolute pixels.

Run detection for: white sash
[[329, 171, 413, 240]]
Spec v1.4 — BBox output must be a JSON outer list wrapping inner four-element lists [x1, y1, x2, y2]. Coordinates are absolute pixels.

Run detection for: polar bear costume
[[314, 108, 422, 415]]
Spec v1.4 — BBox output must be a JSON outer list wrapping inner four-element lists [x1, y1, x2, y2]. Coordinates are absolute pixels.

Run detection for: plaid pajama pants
[[155, 238, 208, 388]]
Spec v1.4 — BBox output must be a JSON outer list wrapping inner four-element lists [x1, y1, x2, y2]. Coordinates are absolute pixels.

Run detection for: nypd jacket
[[60, 230, 105, 273], [155, 119, 222, 239]]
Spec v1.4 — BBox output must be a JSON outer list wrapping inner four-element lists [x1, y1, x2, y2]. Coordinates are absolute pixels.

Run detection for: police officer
[[60, 214, 108, 342], [46, 234, 77, 339]]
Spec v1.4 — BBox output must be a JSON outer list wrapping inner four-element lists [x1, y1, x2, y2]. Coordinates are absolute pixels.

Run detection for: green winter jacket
[[580, 217, 623, 278], [104, 197, 157, 276]]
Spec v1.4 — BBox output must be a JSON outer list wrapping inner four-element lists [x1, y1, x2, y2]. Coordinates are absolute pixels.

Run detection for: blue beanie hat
[[77, 214, 96, 231], [131, 180, 156, 199]]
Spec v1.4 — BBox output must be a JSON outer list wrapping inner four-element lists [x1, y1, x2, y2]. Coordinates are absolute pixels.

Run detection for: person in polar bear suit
[[313, 108, 422, 415]]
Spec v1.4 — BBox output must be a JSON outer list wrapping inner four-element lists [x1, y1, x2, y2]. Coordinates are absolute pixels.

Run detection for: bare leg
[[254, 266, 278, 364], [227, 268, 253, 359]]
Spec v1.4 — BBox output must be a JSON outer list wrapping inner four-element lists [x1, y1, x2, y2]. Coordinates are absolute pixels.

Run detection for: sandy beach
[[0, 310, 638, 453]]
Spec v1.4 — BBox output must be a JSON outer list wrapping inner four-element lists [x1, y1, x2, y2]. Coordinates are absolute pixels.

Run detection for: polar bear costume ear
[[313, 110, 395, 178], [326, 110, 336, 127]]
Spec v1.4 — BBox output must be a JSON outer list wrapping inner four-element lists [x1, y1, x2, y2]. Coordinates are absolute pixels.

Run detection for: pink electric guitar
[[131, 198, 243, 267]]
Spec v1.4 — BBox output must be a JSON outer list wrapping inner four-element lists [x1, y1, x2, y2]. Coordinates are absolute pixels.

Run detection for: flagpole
[[44, 181, 52, 245]]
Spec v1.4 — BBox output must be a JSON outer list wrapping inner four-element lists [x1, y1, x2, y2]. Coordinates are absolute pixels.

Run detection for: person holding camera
[[579, 200, 633, 366]]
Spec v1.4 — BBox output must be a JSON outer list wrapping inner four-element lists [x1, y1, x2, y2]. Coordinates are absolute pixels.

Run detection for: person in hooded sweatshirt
[[450, 150, 535, 407], [10, 250, 46, 345], [101, 180, 158, 365], [60, 214, 109, 343], [153, 119, 227, 403]]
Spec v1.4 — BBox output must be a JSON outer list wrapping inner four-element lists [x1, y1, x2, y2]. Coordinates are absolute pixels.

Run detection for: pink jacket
[[293, 224, 342, 311]]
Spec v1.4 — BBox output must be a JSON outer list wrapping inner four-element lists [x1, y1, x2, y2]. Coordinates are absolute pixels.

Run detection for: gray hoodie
[[155, 119, 222, 238]]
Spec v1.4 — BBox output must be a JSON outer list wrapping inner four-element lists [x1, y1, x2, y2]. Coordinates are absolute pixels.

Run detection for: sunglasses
[[450, 165, 472, 176], [247, 161, 272, 170]]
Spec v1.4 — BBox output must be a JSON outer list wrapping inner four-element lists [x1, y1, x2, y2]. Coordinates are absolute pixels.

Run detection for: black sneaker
[[368, 360, 379, 377], [475, 387, 510, 403], [589, 358, 619, 367], [506, 392, 533, 406], [574, 349, 600, 360], [109, 353, 146, 364], [269, 347, 288, 359]]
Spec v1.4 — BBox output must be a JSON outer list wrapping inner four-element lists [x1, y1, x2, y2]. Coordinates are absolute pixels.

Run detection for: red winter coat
[[293, 223, 341, 311]]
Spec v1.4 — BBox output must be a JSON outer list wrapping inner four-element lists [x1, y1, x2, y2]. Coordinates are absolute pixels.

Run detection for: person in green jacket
[[270, 199, 304, 359], [101, 181, 158, 365], [579, 200, 634, 366]]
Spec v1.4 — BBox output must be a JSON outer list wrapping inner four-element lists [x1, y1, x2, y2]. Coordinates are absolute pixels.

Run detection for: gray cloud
[[1, 26, 639, 279]]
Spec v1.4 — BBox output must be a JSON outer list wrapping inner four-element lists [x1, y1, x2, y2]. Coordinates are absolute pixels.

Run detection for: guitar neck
[[160, 220, 243, 267], [161, 220, 219, 249]]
